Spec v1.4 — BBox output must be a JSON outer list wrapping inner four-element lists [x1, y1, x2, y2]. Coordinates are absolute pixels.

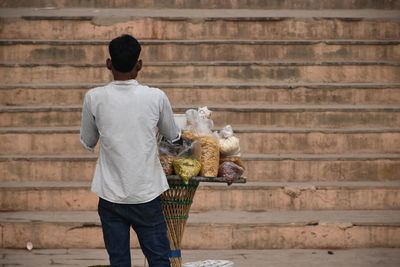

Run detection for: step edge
[[1, 181, 400, 190], [2, 126, 400, 134], [1, 153, 400, 161], [1, 82, 400, 90], [2, 39, 400, 45]]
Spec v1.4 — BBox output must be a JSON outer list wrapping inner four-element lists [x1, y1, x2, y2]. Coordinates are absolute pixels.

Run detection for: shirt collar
[[110, 79, 139, 86]]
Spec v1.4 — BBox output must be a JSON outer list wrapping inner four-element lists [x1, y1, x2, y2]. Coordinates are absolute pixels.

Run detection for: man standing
[[80, 34, 179, 267]]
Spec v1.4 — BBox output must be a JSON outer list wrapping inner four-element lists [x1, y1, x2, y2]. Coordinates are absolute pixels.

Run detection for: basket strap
[[161, 200, 193, 205]]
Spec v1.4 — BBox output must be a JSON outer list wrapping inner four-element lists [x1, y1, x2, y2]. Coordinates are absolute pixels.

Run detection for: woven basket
[[161, 179, 200, 267]]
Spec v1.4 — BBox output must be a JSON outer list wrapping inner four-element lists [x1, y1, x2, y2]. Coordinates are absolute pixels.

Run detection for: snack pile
[[158, 107, 245, 184]]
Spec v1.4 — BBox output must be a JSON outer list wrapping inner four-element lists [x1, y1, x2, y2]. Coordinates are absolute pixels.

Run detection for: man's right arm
[[80, 92, 99, 152]]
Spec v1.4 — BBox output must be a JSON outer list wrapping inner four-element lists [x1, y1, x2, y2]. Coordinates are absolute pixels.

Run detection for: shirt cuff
[[80, 137, 95, 152], [171, 131, 181, 143]]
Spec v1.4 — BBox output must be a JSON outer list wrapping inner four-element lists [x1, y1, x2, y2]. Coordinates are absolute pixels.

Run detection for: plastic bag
[[182, 109, 199, 140], [192, 118, 220, 177], [218, 125, 240, 157], [198, 106, 212, 119], [218, 161, 244, 185], [158, 139, 179, 175], [195, 135, 220, 177], [159, 155, 175, 175], [173, 158, 201, 184]]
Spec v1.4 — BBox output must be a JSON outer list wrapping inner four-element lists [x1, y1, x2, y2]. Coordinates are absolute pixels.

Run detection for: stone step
[[1, 0, 399, 9], [1, 154, 399, 183], [1, 83, 400, 106], [1, 40, 399, 63], [2, 248, 400, 267], [1, 62, 399, 84], [1, 210, 399, 249], [1, 127, 400, 155], [1, 9, 399, 40], [1, 105, 399, 128], [1, 181, 400, 212]]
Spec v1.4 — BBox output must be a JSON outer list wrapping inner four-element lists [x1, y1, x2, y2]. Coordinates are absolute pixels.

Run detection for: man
[[80, 34, 179, 267]]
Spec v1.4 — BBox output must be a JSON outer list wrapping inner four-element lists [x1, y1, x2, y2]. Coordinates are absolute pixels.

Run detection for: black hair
[[108, 34, 141, 73]]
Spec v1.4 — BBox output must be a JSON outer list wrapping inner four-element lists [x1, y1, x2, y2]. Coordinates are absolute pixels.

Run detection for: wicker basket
[[161, 179, 200, 267]]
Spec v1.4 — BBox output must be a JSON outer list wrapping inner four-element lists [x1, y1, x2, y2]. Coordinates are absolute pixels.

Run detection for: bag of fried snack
[[193, 118, 220, 177], [158, 137, 180, 175], [218, 161, 244, 185], [173, 158, 201, 184]]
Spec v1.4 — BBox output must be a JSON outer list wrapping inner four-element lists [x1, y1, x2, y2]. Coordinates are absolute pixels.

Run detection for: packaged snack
[[182, 130, 198, 141], [195, 135, 220, 177], [193, 118, 220, 177], [159, 155, 175, 175], [158, 139, 179, 175], [218, 161, 244, 185], [218, 125, 240, 157], [173, 158, 201, 184]]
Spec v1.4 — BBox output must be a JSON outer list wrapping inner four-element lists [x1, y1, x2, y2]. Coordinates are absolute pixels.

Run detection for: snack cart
[[160, 110, 245, 267]]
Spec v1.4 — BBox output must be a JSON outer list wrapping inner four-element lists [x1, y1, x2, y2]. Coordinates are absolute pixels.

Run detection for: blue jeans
[[98, 197, 171, 267]]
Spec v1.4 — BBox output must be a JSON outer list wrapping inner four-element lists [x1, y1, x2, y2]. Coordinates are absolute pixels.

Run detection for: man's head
[[107, 34, 142, 79]]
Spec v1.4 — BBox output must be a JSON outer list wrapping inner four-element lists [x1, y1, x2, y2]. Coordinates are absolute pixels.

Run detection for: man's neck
[[112, 73, 136, 81]]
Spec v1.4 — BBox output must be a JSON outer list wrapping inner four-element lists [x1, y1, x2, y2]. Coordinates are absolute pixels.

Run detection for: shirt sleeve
[[80, 92, 99, 152], [157, 92, 181, 142]]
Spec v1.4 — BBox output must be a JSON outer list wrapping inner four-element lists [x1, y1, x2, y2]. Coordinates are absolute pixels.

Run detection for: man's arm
[[157, 92, 181, 142], [80, 92, 99, 152]]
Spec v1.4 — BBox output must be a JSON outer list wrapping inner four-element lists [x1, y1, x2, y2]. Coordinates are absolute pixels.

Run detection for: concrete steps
[[1, 62, 399, 83], [1, 210, 400, 249], [1, 154, 399, 183], [1, 126, 400, 155], [1, 181, 400, 212], [1, 0, 399, 9], [1, 83, 400, 106], [1, 3, 399, 253], [1, 9, 399, 40], [1, 104, 399, 128], [1, 39, 399, 63]]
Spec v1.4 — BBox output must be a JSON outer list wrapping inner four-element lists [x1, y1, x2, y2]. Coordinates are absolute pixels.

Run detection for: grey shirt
[[80, 79, 180, 204]]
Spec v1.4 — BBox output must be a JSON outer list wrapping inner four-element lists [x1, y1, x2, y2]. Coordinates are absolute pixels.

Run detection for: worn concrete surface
[[1, 248, 400, 267], [1, 8, 400, 20]]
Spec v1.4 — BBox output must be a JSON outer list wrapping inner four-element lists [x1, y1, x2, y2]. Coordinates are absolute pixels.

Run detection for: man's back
[[81, 79, 179, 204]]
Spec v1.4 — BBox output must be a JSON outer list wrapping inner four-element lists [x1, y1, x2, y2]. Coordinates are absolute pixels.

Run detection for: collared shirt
[[80, 79, 180, 204]]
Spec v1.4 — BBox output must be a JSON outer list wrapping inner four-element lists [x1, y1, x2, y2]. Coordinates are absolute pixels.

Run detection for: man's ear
[[136, 59, 143, 72], [106, 58, 112, 70]]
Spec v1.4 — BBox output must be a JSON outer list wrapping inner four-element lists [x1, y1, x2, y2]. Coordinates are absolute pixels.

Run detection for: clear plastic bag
[[218, 161, 244, 185], [194, 118, 220, 177], [158, 139, 179, 175], [218, 125, 240, 157], [198, 106, 212, 119], [182, 109, 199, 141], [173, 158, 201, 184], [159, 155, 175, 175]]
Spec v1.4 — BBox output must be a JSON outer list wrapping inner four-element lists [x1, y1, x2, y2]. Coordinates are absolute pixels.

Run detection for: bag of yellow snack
[[173, 158, 201, 184]]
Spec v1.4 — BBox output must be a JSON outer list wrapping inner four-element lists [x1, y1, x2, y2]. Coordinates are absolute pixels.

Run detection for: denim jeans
[[98, 197, 171, 267]]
